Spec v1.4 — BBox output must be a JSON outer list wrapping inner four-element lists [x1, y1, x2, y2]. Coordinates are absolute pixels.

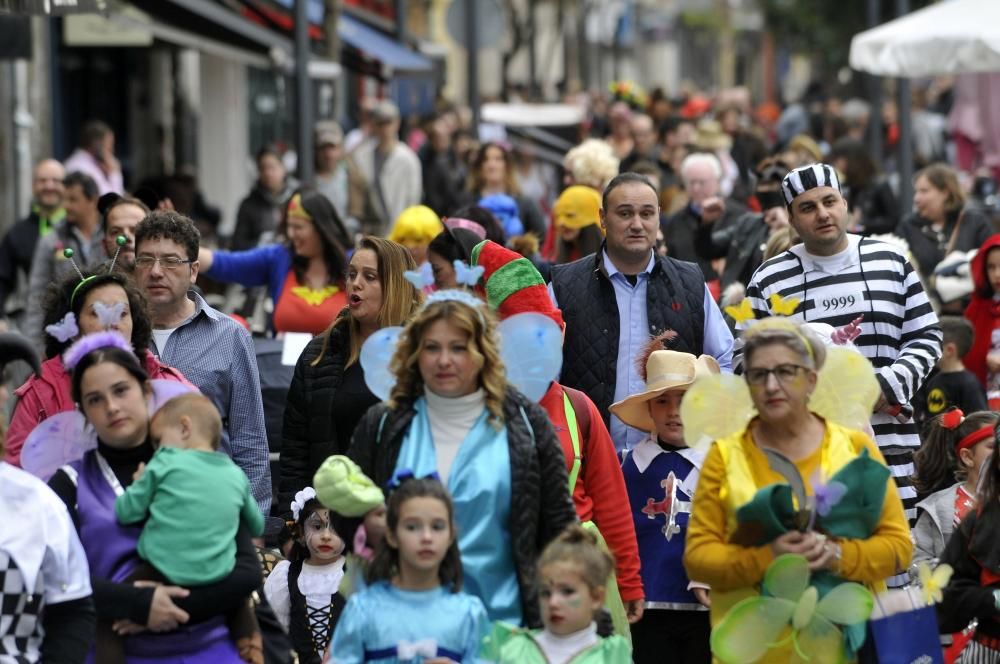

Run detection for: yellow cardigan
[[683, 420, 912, 594]]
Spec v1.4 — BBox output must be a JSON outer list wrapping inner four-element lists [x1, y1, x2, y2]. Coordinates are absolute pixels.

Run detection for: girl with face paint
[[263, 487, 348, 664], [483, 525, 633, 663]]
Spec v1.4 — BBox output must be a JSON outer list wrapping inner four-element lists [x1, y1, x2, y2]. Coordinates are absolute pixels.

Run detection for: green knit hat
[[470, 240, 564, 328], [313, 455, 384, 517]]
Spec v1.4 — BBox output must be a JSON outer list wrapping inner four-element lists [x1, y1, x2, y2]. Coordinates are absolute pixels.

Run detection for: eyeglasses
[[134, 256, 193, 270], [744, 364, 810, 386]]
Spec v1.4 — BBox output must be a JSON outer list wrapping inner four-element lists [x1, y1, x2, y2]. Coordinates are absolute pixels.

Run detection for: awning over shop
[[125, 0, 340, 77], [338, 13, 432, 76]]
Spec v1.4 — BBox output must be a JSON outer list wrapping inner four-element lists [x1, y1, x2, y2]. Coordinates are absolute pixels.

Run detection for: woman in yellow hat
[[553, 186, 604, 265]]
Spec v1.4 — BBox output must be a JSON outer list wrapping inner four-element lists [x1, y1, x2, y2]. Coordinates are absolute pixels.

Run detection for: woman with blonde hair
[[278, 236, 423, 516], [348, 291, 577, 627]]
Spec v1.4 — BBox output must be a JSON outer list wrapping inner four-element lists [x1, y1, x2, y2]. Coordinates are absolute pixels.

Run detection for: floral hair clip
[[386, 469, 441, 491], [291, 487, 317, 521], [62, 330, 131, 372], [940, 408, 964, 430], [45, 312, 80, 343]]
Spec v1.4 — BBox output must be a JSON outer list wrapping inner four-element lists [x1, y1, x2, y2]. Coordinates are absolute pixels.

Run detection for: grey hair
[[742, 323, 827, 371], [680, 152, 723, 181]]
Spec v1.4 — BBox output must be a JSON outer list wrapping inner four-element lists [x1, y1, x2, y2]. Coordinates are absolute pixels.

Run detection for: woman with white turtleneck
[[348, 290, 577, 628]]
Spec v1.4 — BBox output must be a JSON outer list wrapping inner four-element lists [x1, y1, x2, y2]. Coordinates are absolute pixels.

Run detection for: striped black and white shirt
[[743, 234, 942, 521]]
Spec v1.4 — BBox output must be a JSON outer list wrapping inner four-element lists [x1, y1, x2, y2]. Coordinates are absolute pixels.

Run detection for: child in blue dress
[[329, 472, 488, 663]]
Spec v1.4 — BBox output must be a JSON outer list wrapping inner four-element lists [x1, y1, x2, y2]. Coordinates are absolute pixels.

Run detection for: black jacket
[[662, 201, 747, 282], [347, 387, 578, 627], [845, 178, 899, 236], [550, 248, 706, 425], [938, 508, 1000, 639], [279, 323, 357, 515], [695, 211, 770, 291], [232, 180, 297, 251], [896, 208, 993, 281], [0, 210, 49, 315]]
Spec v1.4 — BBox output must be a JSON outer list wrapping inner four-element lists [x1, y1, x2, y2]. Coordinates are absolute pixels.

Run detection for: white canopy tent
[[849, 0, 1000, 77]]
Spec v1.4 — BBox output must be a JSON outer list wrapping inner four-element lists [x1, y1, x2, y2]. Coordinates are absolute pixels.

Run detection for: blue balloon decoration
[[360, 326, 404, 401], [498, 313, 563, 401]]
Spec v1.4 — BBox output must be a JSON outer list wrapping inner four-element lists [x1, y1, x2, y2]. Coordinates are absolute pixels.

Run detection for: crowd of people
[[4, 79, 1000, 664]]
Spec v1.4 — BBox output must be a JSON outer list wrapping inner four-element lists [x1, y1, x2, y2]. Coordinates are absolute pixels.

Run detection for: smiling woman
[[200, 187, 352, 335]]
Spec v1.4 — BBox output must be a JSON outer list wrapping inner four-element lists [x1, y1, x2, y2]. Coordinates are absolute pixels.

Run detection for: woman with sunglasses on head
[[683, 318, 911, 662], [5, 265, 192, 467], [198, 187, 351, 336]]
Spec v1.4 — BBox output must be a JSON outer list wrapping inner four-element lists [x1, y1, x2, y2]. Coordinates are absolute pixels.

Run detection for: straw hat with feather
[[610, 337, 720, 433]]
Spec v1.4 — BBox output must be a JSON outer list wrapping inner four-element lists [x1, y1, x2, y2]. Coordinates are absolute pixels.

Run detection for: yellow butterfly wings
[[769, 293, 801, 316]]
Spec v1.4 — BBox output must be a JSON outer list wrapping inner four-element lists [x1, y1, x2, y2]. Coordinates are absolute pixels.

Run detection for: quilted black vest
[[551, 250, 706, 425]]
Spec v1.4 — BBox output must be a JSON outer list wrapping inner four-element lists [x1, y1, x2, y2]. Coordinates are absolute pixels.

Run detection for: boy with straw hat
[[610, 338, 718, 663]]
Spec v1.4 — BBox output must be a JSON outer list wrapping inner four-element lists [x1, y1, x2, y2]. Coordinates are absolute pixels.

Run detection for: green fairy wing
[[711, 596, 796, 664], [764, 554, 811, 601], [815, 582, 874, 625], [793, 614, 848, 664]]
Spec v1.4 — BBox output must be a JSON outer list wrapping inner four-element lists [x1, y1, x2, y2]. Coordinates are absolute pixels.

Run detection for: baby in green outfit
[[102, 393, 264, 663]]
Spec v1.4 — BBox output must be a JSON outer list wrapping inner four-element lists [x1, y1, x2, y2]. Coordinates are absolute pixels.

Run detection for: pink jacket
[[5, 350, 193, 466]]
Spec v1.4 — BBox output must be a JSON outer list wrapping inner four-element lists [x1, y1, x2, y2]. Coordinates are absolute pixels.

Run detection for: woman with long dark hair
[[200, 187, 352, 335], [463, 142, 547, 239]]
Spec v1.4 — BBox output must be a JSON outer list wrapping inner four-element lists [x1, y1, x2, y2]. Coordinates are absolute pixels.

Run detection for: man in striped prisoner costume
[[743, 163, 942, 524]]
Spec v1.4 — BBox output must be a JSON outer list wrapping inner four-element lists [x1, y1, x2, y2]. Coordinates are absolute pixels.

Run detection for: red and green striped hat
[[470, 240, 564, 329]]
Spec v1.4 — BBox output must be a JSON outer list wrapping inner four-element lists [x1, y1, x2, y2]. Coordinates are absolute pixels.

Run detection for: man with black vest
[[550, 172, 734, 452]]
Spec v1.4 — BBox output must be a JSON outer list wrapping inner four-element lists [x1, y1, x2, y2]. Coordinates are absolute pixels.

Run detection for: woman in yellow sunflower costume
[[200, 187, 352, 335], [682, 312, 912, 663]]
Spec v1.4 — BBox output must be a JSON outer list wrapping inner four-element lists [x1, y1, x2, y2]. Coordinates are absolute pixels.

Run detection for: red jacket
[[539, 381, 644, 603], [5, 350, 194, 466], [963, 234, 1000, 386]]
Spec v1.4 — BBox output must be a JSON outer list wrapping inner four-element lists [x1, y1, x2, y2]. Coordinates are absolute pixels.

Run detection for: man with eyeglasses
[[134, 211, 271, 515], [744, 163, 942, 525]]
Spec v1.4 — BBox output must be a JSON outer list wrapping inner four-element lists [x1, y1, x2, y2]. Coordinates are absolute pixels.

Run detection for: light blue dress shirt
[[549, 250, 734, 451]]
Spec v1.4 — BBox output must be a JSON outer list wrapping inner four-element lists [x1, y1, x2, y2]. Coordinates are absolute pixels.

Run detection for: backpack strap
[[561, 386, 592, 492]]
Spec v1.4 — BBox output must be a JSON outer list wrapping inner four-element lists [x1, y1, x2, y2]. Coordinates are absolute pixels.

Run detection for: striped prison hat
[[780, 163, 842, 205]]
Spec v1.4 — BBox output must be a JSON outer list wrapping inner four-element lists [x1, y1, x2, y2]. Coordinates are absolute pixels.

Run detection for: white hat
[[781, 163, 842, 205], [609, 351, 720, 432]]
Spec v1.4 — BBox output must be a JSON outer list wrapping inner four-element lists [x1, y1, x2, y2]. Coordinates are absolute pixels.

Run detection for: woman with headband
[[199, 187, 351, 336], [6, 261, 191, 467]]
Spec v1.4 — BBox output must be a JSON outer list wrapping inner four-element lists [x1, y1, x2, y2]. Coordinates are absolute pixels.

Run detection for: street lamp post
[[895, 0, 913, 210], [465, 0, 480, 134], [295, 0, 314, 182]]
